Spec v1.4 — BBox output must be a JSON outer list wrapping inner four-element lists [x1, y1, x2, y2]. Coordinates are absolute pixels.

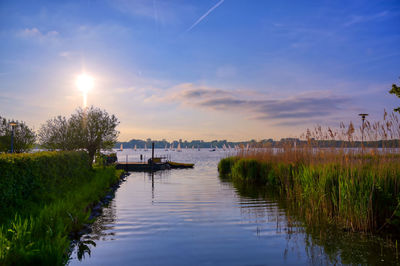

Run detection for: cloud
[[343, 11, 389, 27], [168, 84, 351, 122], [108, 0, 186, 26], [59, 51, 73, 58], [18, 27, 59, 40], [187, 0, 224, 32]]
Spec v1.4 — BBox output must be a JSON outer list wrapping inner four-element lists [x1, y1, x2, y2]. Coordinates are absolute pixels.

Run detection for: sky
[[0, 0, 399, 141]]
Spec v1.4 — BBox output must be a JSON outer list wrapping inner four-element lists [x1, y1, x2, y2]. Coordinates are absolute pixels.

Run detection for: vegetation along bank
[[219, 150, 400, 235], [0, 151, 123, 265]]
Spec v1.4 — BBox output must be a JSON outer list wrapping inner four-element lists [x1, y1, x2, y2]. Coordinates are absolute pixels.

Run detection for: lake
[[68, 149, 397, 265]]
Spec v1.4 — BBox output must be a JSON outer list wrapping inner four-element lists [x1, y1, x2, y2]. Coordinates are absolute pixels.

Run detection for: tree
[[389, 78, 400, 113], [38, 116, 75, 150], [0, 116, 36, 153], [39, 106, 119, 166]]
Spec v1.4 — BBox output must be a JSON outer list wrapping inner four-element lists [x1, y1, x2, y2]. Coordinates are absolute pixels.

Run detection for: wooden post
[[152, 142, 155, 161], [151, 142, 155, 172]]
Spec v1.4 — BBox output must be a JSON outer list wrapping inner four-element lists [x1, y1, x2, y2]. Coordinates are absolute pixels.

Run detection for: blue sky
[[0, 0, 399, 141]]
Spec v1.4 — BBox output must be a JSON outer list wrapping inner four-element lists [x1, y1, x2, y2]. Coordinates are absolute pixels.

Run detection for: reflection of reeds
[[219, 111, 400, 233]]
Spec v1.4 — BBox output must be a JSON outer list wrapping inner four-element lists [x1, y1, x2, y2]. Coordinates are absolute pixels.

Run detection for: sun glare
[[76, 74, 94, 108]]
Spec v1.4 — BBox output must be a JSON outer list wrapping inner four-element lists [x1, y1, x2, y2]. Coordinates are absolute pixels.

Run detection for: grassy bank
[[0, 152, 122, 265], [219, 151, 400, 234]]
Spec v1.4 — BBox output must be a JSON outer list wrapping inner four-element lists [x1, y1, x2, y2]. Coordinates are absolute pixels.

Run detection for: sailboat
[[222, 144, 226, 151], [165, 144, 169, 151], [134, 144, 137, 151], [209, 144, 216, 152], [197, 145, 200, 151], [177, 143, 182, 152], [170, 143, 175, 151], [118, 144, 123, 151], [144, 143, 148, 151]]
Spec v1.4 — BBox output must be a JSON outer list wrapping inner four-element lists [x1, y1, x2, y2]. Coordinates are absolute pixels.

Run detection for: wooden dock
[[116, 162, 170, 172], [115, 143, 194, 172]]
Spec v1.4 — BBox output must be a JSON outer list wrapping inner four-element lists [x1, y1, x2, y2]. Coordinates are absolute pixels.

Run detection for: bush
[[0, 151, 121, 264], [0, 151, 91, 220]]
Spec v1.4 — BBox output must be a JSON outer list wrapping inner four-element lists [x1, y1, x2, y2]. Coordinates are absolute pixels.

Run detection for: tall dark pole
[[9, 122, 17, 153], [11, 127, 14, 153], [151, 142, 155, 162], [151, 142, 155, 172], [358, 113, 368, 151]]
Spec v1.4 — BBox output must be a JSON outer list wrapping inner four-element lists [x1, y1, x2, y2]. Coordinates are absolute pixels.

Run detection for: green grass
[[219, 154, 400, 234], [0, 161, 122, 265]]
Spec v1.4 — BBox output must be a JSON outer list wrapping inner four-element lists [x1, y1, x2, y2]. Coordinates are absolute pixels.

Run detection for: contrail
[[187, 0, 224, 32]]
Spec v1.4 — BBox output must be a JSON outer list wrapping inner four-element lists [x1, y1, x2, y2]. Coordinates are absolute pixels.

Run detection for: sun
[[76, 74, 94, 108], [76, 74, 94, 93]]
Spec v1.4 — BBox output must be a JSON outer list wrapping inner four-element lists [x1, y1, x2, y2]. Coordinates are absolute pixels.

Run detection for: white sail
[[144, 143, 148, 151], [134, 144, 137, 151], [177, 143, 182, 152], [165, 144, 168, 151], [209, 144, 215, 152], [119, 144, 123, 151]]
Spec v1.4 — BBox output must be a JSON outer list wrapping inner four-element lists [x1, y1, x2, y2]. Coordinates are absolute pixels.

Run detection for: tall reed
[[219, 111, 400, 233]]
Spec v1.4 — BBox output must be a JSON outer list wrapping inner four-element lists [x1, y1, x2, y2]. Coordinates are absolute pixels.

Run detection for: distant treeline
[[115, 138, 400, 149], [115, 139, 257, 149]]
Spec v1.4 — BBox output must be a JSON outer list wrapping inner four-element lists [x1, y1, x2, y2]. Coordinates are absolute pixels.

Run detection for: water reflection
[[230, 177, 399, 265], [68, 150, 398, 265]]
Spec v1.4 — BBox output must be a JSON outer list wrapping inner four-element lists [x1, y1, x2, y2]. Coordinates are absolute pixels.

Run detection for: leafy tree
[[389, 78, 400, 113], [0, 116, 36, 153], [38, 116, 75, 150], [39, 107, 119, 166]]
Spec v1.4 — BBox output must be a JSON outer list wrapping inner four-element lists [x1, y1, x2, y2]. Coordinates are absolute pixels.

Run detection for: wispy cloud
[[187, 0, 224, 32], [344, 11, 389, 27], [17, 27, 59, 40], [167, 84, 351, 123], [108, 0, 186, 26]]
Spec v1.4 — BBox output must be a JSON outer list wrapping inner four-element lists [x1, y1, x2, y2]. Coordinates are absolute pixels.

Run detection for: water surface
[[68, 149, 397, 265]]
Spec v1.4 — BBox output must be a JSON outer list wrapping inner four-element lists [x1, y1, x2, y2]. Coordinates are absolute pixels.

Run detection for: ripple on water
[[69, 150, 398, 265]]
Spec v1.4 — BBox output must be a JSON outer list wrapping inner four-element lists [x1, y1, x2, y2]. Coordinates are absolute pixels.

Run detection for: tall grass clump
[[219, 111, 400, 234], [0, 151, 122, 265]]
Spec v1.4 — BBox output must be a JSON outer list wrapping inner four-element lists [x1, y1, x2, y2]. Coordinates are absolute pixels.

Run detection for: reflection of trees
[[226, 177, 399, 265], [70, 196, 117, 261], [87, 201, 117, 241]]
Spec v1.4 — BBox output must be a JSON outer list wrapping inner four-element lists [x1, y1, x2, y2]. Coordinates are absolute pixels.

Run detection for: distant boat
[[165, 144, 169, 151], [118, 144, 123, 151], [144, 143, 148, 151], [228, 144, 231, 150], [198, 145, 200, 151], [134, 144, 137, 151], [222, 144, 226, 151], [209, 144, 216, 152], [192, 145, 194, 150], [177, 143, 182, 152], [170, 143, 175, 151]]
